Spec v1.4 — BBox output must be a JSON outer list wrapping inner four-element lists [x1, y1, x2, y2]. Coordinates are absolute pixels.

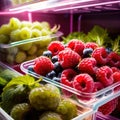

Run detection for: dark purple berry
[[54, 62, 63, 73], [43, 50, 52, 59], [28, 66, 34, 73], [52, 56, 58, 63], [46, 70, 57, 79], [83, 48, 93, 58], [106, 47, 112, 54]]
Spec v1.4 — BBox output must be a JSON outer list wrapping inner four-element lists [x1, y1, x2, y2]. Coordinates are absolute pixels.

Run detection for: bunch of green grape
[[0, 17, 58, 64]]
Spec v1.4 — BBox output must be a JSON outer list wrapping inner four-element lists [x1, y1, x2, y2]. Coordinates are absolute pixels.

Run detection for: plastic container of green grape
[[0, 61, 96, 120], [0, 31, 63, 65]]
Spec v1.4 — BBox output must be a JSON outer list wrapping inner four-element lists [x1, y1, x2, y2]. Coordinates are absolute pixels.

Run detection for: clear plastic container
[[20, 59, 120, 111], [0, 31, 63, 65], [0, 61, 95, 120]]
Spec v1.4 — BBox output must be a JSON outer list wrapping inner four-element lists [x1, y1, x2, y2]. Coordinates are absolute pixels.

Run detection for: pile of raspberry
[[31, 39, 120, 115]]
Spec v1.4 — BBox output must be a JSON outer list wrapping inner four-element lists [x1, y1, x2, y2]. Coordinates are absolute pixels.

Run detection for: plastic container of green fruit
[[0, 31, 63, 65], [20, 59, 120, 115], [0, 61, 96, 120]]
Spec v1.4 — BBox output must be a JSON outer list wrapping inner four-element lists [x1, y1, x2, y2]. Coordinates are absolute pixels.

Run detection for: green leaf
[[0, 77, 7, 86], [86, 25, 109, 46], [3, 75, 40, 91]]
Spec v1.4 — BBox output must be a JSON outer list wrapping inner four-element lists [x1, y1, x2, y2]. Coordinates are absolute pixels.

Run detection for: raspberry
[[111, 67, 120, 73], [67, 39, 85, 56], [98, 98, 118, 115], [47, 41, 65, 56], [107, 52, 120, 68], [113, 72, 120, 83], [58, 48, 81, 69], [61, 69, 77, 87], [93, 82, 104, 92], [78, 57, 97, 75], [73, 73, 94, 93], [60, 69, 77, 97], [91, 47, 108, 65], [33, 56, 54, 76], [96, 66, 113, 87], [85, 42, 98, 50]]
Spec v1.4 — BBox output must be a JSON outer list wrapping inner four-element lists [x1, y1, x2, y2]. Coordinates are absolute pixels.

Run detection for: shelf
[[7, 0, 120, 13]]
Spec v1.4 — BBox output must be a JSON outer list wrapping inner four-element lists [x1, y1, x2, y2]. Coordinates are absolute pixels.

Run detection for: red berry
[[85, 42, 98, 50], [73, 73, 94, 93], [60, 69, 77, 87], [67, 39, 85, 56], [98, 98, 118, 115], [47, 41, 65, 56], [113, 72, 120, 83], [111, 67, 120, 73], [60, 69, 78, 97], [96, 66, 113, 87], [78, 57, 98, 75], [91, 47, 108, 65], [107, 52, 120, 68], [93, 82, 104, 92], [58, 48, 81, 69], [33, 56, 54, 76]]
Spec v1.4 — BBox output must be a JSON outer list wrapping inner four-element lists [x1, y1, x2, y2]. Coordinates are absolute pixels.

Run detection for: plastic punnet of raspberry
[[29, 84, 61, 111]]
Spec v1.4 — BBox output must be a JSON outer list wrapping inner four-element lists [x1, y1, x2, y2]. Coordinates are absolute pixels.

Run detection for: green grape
[[29, 84, 61, 111], [7, 47, 18, 55], [0, 24, 12, 35], [15, 51, 27, 63], [26, 55, 37, 61], [9, 17, 21, 30], [41, 21, 51, 30], [39, 111, 62, 120], [19, 43, 32, 51], [0, 34, 9, 43], [31, 29, 42, 38], [38, 37, 51, 48], [27, 44, 37, 55], [31, 21, 43, 31], [10, 29, 21, 41], [56, 98, 78, 120], [36, 47, 47, 56], [20, 27, 32, 40], [41, 29, 51, 36], [21, 21, 32, 28], [6, 54, 15, 64], [10, 103, 31, 120]]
